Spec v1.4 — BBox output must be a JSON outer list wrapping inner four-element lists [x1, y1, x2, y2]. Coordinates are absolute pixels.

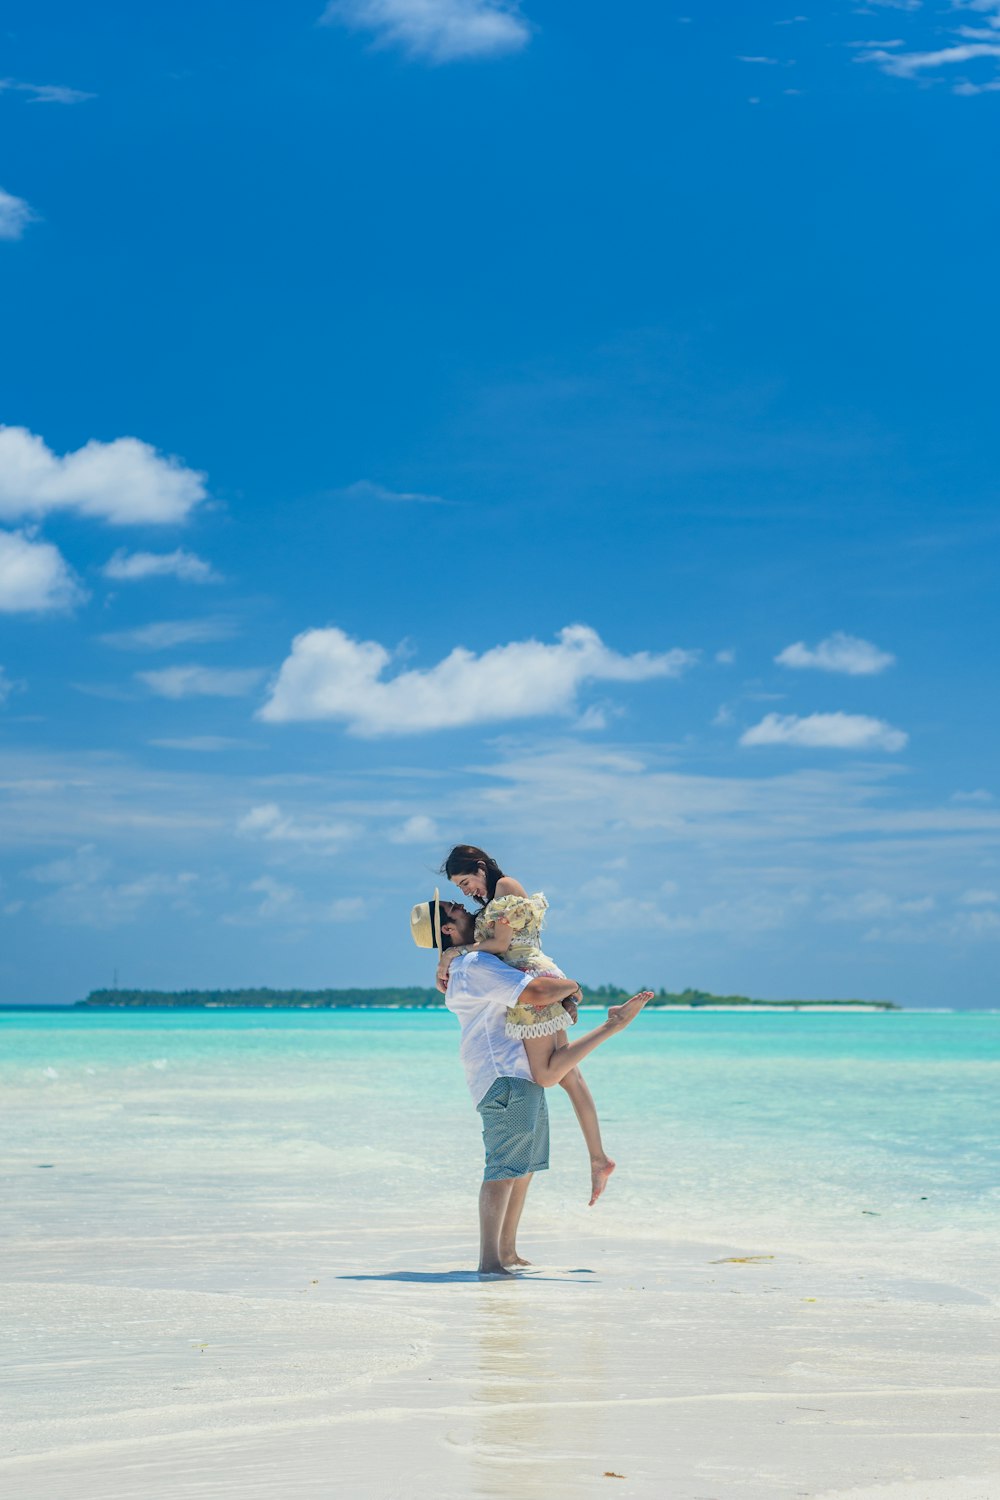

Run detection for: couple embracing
[[411, 843, 651, 1278]]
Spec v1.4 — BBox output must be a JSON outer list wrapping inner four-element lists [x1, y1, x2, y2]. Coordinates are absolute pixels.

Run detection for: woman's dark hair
[[442, 844, 505, 906]]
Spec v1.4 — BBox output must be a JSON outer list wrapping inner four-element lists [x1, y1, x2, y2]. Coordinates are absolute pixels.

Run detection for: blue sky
[[2, 0, 998, 1006]]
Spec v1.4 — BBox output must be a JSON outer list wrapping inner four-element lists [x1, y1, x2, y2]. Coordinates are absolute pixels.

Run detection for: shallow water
[[2, 1008, 998, 1261], [3, 1008, 999, 1499]]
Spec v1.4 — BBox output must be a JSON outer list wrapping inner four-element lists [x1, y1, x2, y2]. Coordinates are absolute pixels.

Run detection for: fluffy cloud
[[740, 712, 908, 752], [320, 0, 530, 62], [0, 186, 36, 241], [238, 802, 357, 848], [259, 623, 695, 735], [102, 548, 220, 583], [100, 618, 237, 651], [137, 665, 265, 698], [0, 528, 85, 613], [388, 813, 440, 843], [0, 426, 207, 525], [775, 632, 895, 676], [0, 666, 13, 706]]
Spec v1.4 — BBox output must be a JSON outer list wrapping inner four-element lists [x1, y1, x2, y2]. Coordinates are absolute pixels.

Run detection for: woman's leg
[[521, 986, 653, 1087], [557, 1058, 616, 1206]]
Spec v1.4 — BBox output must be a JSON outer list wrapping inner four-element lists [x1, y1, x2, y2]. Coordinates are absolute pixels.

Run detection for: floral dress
[[475, 892, 573, 1041]]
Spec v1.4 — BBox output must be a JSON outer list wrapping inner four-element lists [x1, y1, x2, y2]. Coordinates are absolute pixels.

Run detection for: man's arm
[[518, 974, 581, 1010]]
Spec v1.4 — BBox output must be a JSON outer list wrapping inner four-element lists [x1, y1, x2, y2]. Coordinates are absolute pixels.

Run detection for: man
[[410, 893, 649, 1277]]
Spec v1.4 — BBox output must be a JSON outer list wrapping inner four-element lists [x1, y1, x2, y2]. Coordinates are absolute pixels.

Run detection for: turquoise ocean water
[[3, 1008, 998, 1279]]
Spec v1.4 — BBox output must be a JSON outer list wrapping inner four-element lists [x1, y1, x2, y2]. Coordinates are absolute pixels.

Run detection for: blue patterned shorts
[[477, 1076, 550, 1181]]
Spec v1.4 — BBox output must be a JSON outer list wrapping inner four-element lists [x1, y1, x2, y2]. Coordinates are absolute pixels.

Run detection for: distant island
[[75, 986, 899, 1010]]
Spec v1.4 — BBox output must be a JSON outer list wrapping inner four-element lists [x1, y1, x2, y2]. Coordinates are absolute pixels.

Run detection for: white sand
[[3, 1220, 999, 1500]]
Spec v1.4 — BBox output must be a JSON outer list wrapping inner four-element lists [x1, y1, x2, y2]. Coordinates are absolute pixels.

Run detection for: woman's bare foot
[[501, 1251, 533, 1268], [478, 1264, 516, 1278], [607, 991, 654, 1028], [589, 1156, 616, 1206]]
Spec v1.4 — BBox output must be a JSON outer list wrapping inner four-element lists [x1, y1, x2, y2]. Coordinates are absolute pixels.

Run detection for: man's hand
[[562, 998, 579, 1025], [436, 949, 458, 990]]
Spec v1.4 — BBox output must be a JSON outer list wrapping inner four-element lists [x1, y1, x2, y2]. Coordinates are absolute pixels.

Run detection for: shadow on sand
[[338, 1270, 596, 1284]]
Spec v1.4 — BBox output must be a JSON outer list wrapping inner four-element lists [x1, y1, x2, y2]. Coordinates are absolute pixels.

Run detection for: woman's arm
[[476, 920, 513, 956], [435, 922, 514, 988]]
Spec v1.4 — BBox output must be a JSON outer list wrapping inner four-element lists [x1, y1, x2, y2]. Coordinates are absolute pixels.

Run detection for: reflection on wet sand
[[458, 1286, 614, 1499]]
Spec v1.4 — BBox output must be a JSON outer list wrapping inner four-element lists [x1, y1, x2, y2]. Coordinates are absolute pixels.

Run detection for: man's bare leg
[[557, 1060, 616, 1206], [479, 1178, 517, 1276], [499, 1172, 533, 1267], [522, 986, 654, 1088]]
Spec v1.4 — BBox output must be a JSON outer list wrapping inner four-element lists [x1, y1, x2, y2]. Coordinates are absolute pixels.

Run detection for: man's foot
[[501, 1250, 533, 1267], [607, 991, 654, 1028], [589, 1156, 616, 1206]]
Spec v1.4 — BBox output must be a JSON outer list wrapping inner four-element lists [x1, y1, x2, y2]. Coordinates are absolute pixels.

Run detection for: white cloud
[[948, 907, 1000, 939], [775, 632, 895, 675], [225, 876, 365, 926], [864, 41, 1000, 75], [951, 789, 994, 804], [715, 648, 736, 664], [260, 623, 694, 735], [0, 426, 206, 525], [320, 0, 530, 62], [953, 74, 1000, 92], [958, 888, 999, 906], [389, 813, 440, 843], [100, 617, 237, 651], [138, 665, 265, 699], [248, 874, 299, 919], [0, 186, 36, 240], [740, 712, 908, 752], [102, 548, 220, 583], [0, 666, 14, 706], [0, 528, 85, 613], [238, 802, 356, 848], [575, 704, 609, 731], [856, 3, 1000, 88], [0, 79, 95, 104], [821, 889, 935, 923], [339, 479, 450, 504]]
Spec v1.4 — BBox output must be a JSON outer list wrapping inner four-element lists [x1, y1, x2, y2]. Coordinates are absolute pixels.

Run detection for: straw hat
[[410, 888, 443, 950]]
